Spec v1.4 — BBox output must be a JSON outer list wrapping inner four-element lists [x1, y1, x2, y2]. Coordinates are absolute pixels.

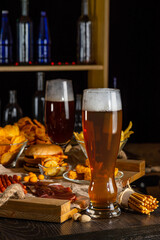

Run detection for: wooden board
[[0, 197, 78, 223], [116, 158, 145, 186], [0, 158, 145, 223]]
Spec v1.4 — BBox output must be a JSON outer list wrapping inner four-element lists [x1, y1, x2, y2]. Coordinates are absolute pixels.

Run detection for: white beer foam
[[45, 79, 74, 102], [82, 89, 122, 111]]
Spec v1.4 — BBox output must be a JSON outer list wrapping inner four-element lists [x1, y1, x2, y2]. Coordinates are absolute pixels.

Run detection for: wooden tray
[[0, 197, 78, 223], [116, 158, 145, 186]]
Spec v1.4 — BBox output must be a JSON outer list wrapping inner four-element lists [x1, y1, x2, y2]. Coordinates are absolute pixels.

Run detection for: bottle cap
[[41, 11, 46, 16], [2, 10, 9, 14]]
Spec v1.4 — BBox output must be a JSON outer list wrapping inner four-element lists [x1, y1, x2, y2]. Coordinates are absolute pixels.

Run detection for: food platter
[[63, 170, 124, 184], [38, 163, 71, 179]]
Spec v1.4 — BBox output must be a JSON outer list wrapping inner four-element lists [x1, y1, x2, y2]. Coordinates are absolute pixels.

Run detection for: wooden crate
[[116, 158, 145, 185]]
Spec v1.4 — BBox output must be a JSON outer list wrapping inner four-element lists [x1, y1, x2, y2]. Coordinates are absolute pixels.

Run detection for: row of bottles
[[0, 72, 82, 133], [0, 0, 51, 64], [0, 0, 94, 65]]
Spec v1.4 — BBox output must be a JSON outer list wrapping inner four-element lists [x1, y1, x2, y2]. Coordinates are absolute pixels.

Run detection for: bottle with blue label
[[37, 11, 51, 64], [0, 10, 13, 64]]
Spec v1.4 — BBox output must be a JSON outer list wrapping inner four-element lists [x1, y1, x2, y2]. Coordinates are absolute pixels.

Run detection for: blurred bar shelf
[[0, 0, 110, 88], [0, 64, 103, 72]]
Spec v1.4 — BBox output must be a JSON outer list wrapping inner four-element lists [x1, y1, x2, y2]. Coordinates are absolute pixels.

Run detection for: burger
[[23, 144, 67, 173]]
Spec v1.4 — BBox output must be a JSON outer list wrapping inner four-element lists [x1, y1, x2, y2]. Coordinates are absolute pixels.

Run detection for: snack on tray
[[68, 158, 119, 181], [0, 174, 27, 194], [23, 144, 68, 175], [0, 124, 27, 167], [16, 117, 52, 145], [32, 182, 76, 202], [23, 172, 45, 183]]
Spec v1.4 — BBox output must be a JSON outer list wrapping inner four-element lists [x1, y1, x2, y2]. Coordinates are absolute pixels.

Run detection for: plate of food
[[0, 124, 28, 167], [63, 170, 124, 184], [22, 143, 69, 177], [63, 158, 124, 184]]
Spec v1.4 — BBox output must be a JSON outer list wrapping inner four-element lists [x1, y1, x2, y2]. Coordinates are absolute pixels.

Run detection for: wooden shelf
[[0, 0, 109, 88], [0, 64, 103, 72]]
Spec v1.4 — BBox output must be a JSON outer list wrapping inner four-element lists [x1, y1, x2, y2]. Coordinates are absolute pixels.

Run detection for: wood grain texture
[[0, 65, 103, 72], [0, 208, 160, 240], [88, 0, 110, 88], [116, 159, 145, 172], [0, 197, 77, 223], [116, 159, 145, 185]]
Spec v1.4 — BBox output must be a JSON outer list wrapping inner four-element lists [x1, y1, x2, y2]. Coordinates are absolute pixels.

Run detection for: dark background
[[0, 0, 160, 143], [109, 0, 160, 143]]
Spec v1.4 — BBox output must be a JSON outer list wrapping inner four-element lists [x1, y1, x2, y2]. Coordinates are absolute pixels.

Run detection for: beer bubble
[[83, 88, 122, 111]]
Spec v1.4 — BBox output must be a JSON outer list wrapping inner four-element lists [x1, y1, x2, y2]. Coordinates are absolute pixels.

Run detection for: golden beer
[[82, 88, 122, 218]]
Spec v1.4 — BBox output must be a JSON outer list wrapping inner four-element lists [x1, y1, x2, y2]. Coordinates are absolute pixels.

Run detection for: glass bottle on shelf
[[74, 94, 82, 133], [37, 11, 51, 64], [32, 72, 45, 123], [16, 0, 33, 64], [77, 0, 93, 64], [3, 90, 23, 126], [0, 10, 13, 64]]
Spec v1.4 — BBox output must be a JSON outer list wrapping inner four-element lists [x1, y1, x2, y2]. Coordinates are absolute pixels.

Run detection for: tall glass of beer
[[45, 79, 75, 148], [82, 88, 122, 218]]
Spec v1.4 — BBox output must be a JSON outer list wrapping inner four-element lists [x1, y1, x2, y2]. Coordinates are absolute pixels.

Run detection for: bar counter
[[0, 208, 160, 240]]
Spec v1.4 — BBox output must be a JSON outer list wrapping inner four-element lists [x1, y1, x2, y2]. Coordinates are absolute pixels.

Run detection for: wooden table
[[0, 208, 160, 240], [1, 143, 159, 239]]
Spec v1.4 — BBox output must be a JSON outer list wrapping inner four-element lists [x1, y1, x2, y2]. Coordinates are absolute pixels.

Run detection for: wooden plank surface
[[116, 159, 145, 184], [0, 205, 160, 240], [0, 197, 78, 223]]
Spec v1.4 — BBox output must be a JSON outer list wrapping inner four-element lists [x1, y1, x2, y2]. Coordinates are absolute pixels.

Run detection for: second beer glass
[[45, 79, 75, 148], [82, 88, 122, 218]]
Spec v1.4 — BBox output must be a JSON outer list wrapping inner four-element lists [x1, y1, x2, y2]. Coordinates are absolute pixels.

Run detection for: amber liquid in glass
[[82, 110, 122, 209], [45, 100, 75, 145]]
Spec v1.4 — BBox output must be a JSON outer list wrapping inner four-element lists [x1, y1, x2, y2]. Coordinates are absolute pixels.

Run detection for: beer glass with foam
[[82, 88, 122, 218], [45, 79, 75, 147]]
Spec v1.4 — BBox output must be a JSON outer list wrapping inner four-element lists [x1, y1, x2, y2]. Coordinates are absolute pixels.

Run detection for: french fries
[[121, 121, 134, 142], [74, 121, 134, 144], [73, 131, 84, 142]]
